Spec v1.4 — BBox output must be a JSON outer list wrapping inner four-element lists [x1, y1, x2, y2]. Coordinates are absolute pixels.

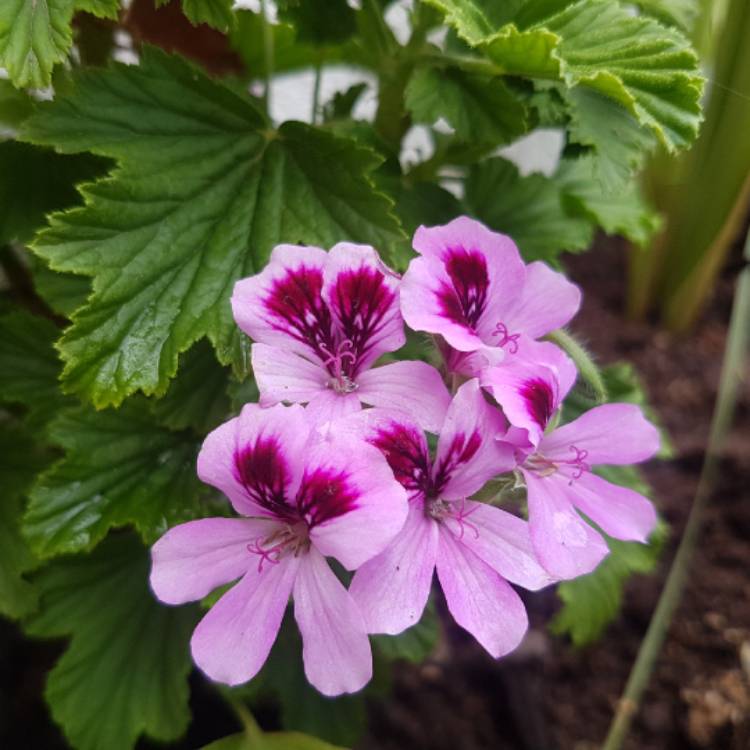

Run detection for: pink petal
[[540, 403, 660, 466], [408, 219, 526, 352], [293, 546, 372, 696], [512, 338, 578, 402], [197, 403, 310, 517], [522, 469, 609, 579], [323, 242, 404, 370], [356, 360, 451, 433], [400, 254, 487, 352], [150, 517, 271, 605], [436, 379, 515, 500], [191, 554, 300, 686], [481, 359, 563, 449], [305, 389, 362, 426], [349, 500, 438, 634], [232, 244, 332, 360], [252, 343, 328, 406], [303, 441, 408, 570], [567, 471, 658, 543], [446, 501, 555, 591], [435, 527, 528, 658], [501, 261, 581, 339]]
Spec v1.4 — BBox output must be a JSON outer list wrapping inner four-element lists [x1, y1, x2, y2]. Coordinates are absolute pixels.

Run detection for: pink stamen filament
[[426, 497, 480, 540], [526, 444, 590, 482], [493, 322, 520, 354], [246, 524, 310, 572], [320, 339, 358, 393]]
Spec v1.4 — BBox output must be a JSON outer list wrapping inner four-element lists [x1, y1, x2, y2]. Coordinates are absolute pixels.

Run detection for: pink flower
[[149, 403, 408, 695], [400, 217, 581, 375], [344, 380, 554, 658], [482, 349, 660, 580], [519, 403, 660, 579], [232, 242, 450, 431]]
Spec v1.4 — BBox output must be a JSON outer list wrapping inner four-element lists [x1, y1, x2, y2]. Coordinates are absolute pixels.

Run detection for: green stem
[[363, 0, 396, 55], [546, 328, 607, 403], [602, 227, 750, 750], [311, 62, 322, 125], [260, 0, 274, 115]]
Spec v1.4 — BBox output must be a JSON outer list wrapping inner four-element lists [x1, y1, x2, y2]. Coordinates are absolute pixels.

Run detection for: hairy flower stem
[[546, 328, 607, 403], [603, 228, 750, 750]]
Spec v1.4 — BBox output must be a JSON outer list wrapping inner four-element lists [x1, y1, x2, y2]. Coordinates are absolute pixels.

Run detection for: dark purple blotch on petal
[[369, 422, 432, 496], [265, 265, 335, 359], [296, 467, 359, 527], [520, 378, 554, 428], [330, 266, 396, 374], [431, 430, 482, 495], [234, 436, 294, 518], [437, 247, 489, 329]]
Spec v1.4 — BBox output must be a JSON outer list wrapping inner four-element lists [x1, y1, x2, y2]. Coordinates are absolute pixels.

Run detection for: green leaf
[[633, 0, 699, 32], [24, 400, 206, 558], [392, 180, 463, 236], [202, 730, 346, 750], [29, 258, 92, 317], [150, 339, 231, 434], [0, 310, 71, 430], [564, 87, 657, 193], [557, 156, 661, 247], [0, 0, 119, 89], [322, 82, 368, 122], [373, 600, 440, 663], [465, 156, 593, 262], [279, 0, 357, 45], [157, 0, 235, 30], [0, 79, 34, 130], [425, 0, 704, 152], [405, 65, 527, 146], [0, 419, 50, 618], [0, 141, 108, 245], [240, 615, 369, 746], [24, 534, 197, 750], [22, 48, 404, 408], [551, 522, 667, 645]]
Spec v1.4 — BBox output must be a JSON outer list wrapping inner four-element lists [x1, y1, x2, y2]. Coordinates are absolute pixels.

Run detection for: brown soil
[[359, 237, 750, 750]]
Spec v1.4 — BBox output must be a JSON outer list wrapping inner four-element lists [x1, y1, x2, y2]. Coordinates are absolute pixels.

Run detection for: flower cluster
[[150, 217, 660, 696]]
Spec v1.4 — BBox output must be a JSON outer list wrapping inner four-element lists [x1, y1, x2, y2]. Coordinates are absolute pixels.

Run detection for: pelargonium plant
[[1, 1, 703, 748], [150, 217, 660, 696]]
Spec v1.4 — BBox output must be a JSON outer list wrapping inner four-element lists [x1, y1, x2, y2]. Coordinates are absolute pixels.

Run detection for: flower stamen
[[493, 322, 520, 353]]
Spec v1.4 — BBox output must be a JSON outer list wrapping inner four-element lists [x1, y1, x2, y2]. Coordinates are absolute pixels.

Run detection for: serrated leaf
[[0, 310, 71, 430], [24, 534, 197, 750], [322, 82, 368, 122], [551, 522, 667, 645], [150, 339, 231, 434], [425, 0, 703, 152], [465, 156, 593, 262], [0, 419, 50, 618], [24, 401, 206, 558], [557, 156, 661, 247], [157, 0, 235, 30], [0, 141, 108, 246], [405, 65, 527, 145], [564, 87, 656, 193], [634, 0, 699, 32], [22, 48, 404, 408], [0, 0, 119, 89], [29, 258, 92, 317]]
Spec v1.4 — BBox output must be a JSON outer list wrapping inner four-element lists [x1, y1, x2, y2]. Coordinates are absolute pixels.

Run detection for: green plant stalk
[[631, 0, 750, 331], [260, 0, 274, 114], [311, 62, 322, 124], [603, 227, 750, 750]]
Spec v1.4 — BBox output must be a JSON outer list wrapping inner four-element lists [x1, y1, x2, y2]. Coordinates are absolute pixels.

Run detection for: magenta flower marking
[[519, 403, 661, 580], [400, 216, 581, 376], [150, 402, 408, 696], [233, 242, 451, 432], [345, 380, 554, 659]]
